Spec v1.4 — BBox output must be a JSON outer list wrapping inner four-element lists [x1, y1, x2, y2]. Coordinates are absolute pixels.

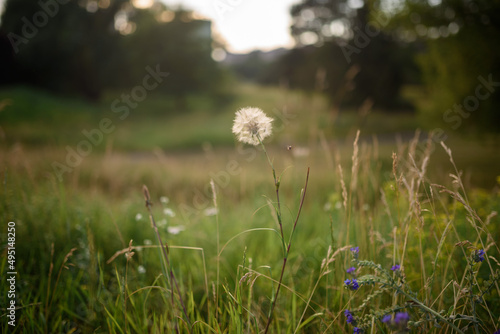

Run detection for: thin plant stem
[[383, 269, 465, 334], [258, 136, 286, 255], [263, 168, 310, 334], [124, 241, 131, 333], [210, 179, 219, 324], [468, 262, 480, 334], [143, 185, 191, 332]]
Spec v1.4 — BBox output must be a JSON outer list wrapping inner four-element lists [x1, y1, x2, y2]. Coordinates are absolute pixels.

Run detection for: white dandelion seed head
[[167, 225, 185, 235], [138, 265, 146, 274], [135, 213, 143, 221], [232, 107, 273, 146]]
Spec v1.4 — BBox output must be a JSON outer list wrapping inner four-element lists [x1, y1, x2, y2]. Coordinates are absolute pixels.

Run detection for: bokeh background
[[1, 0, 500, 332]]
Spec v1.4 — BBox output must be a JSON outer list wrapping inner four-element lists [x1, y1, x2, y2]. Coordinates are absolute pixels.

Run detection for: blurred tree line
[[1, 0, 499, 132], [229, 0, 500, 132], [228, 0, 419, 111], [390, 0, 500, 132], [0, 0, 226, 102]]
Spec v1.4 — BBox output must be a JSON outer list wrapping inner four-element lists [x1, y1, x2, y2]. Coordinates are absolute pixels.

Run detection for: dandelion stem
[[258, 135, 286, 255], [263, 168, 310, 334]]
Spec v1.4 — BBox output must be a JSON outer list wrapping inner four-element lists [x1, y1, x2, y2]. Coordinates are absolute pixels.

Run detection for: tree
[[0, 0, 128, 100], [0, 0, 226, 102], [388, 0, 500, 132], [286, 0, 411, 110]]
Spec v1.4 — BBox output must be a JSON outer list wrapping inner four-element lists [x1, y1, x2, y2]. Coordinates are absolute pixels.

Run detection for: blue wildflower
[[476, 249, 485, 262], [345, 278, 359, 290], [346, 267, 356, 274], [382, 315, 392, 323], [493, 329, 500, 334], [391, 264, 401, 271], [353, 327, 362, 333], [344, 309, 355, 324], [394, 312, 409, 325], [350, 247, 359, 254]]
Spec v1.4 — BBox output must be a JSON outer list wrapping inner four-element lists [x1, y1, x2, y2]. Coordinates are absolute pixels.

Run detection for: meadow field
[[1, 85, 499, 333]]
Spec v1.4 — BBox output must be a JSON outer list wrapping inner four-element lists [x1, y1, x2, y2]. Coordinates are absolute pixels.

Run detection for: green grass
[[0, 84, 423, 151], [0, 85, 499, 333]]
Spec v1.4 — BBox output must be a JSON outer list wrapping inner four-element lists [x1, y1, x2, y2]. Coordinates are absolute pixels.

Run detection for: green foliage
[[388, 0, 500, 133], [1, 128, 500, 332], [285, 0, 415, 110], [0, 0, 226, 100], [1, 83, 500, 332]]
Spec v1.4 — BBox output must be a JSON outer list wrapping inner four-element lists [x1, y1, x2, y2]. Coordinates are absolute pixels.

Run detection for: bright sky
[[160, 0, 300, 53], [0, 0, 300, 53]]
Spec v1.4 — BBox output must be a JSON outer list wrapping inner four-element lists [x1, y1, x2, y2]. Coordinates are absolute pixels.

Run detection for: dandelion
[[391, 264, 401, 271], [137, 265, 146, 274], [135, 213, 143, 221], [164, 208, 176, 217], [232, 107, 273, 146], [167, 226, 185, 235], [346, 267, 356, 274]]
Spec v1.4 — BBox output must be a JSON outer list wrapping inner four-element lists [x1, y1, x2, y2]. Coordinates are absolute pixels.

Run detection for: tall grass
[[1, 128, 499, 332]]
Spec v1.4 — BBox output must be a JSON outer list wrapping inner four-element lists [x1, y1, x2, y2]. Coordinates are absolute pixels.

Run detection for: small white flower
[[157, 218, 167, 227], [335, 201, 342, 210], [135, 213, 143, 221], [138, 265, 146, 274], [164, 208, 176, 217], [160, 196, 169, 204], [204, 207, 219, 217], [168, 226, 185, 235], [232, 107, 273, 146], [143, 239, 152, 245], [323, 202, 332, 211]]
